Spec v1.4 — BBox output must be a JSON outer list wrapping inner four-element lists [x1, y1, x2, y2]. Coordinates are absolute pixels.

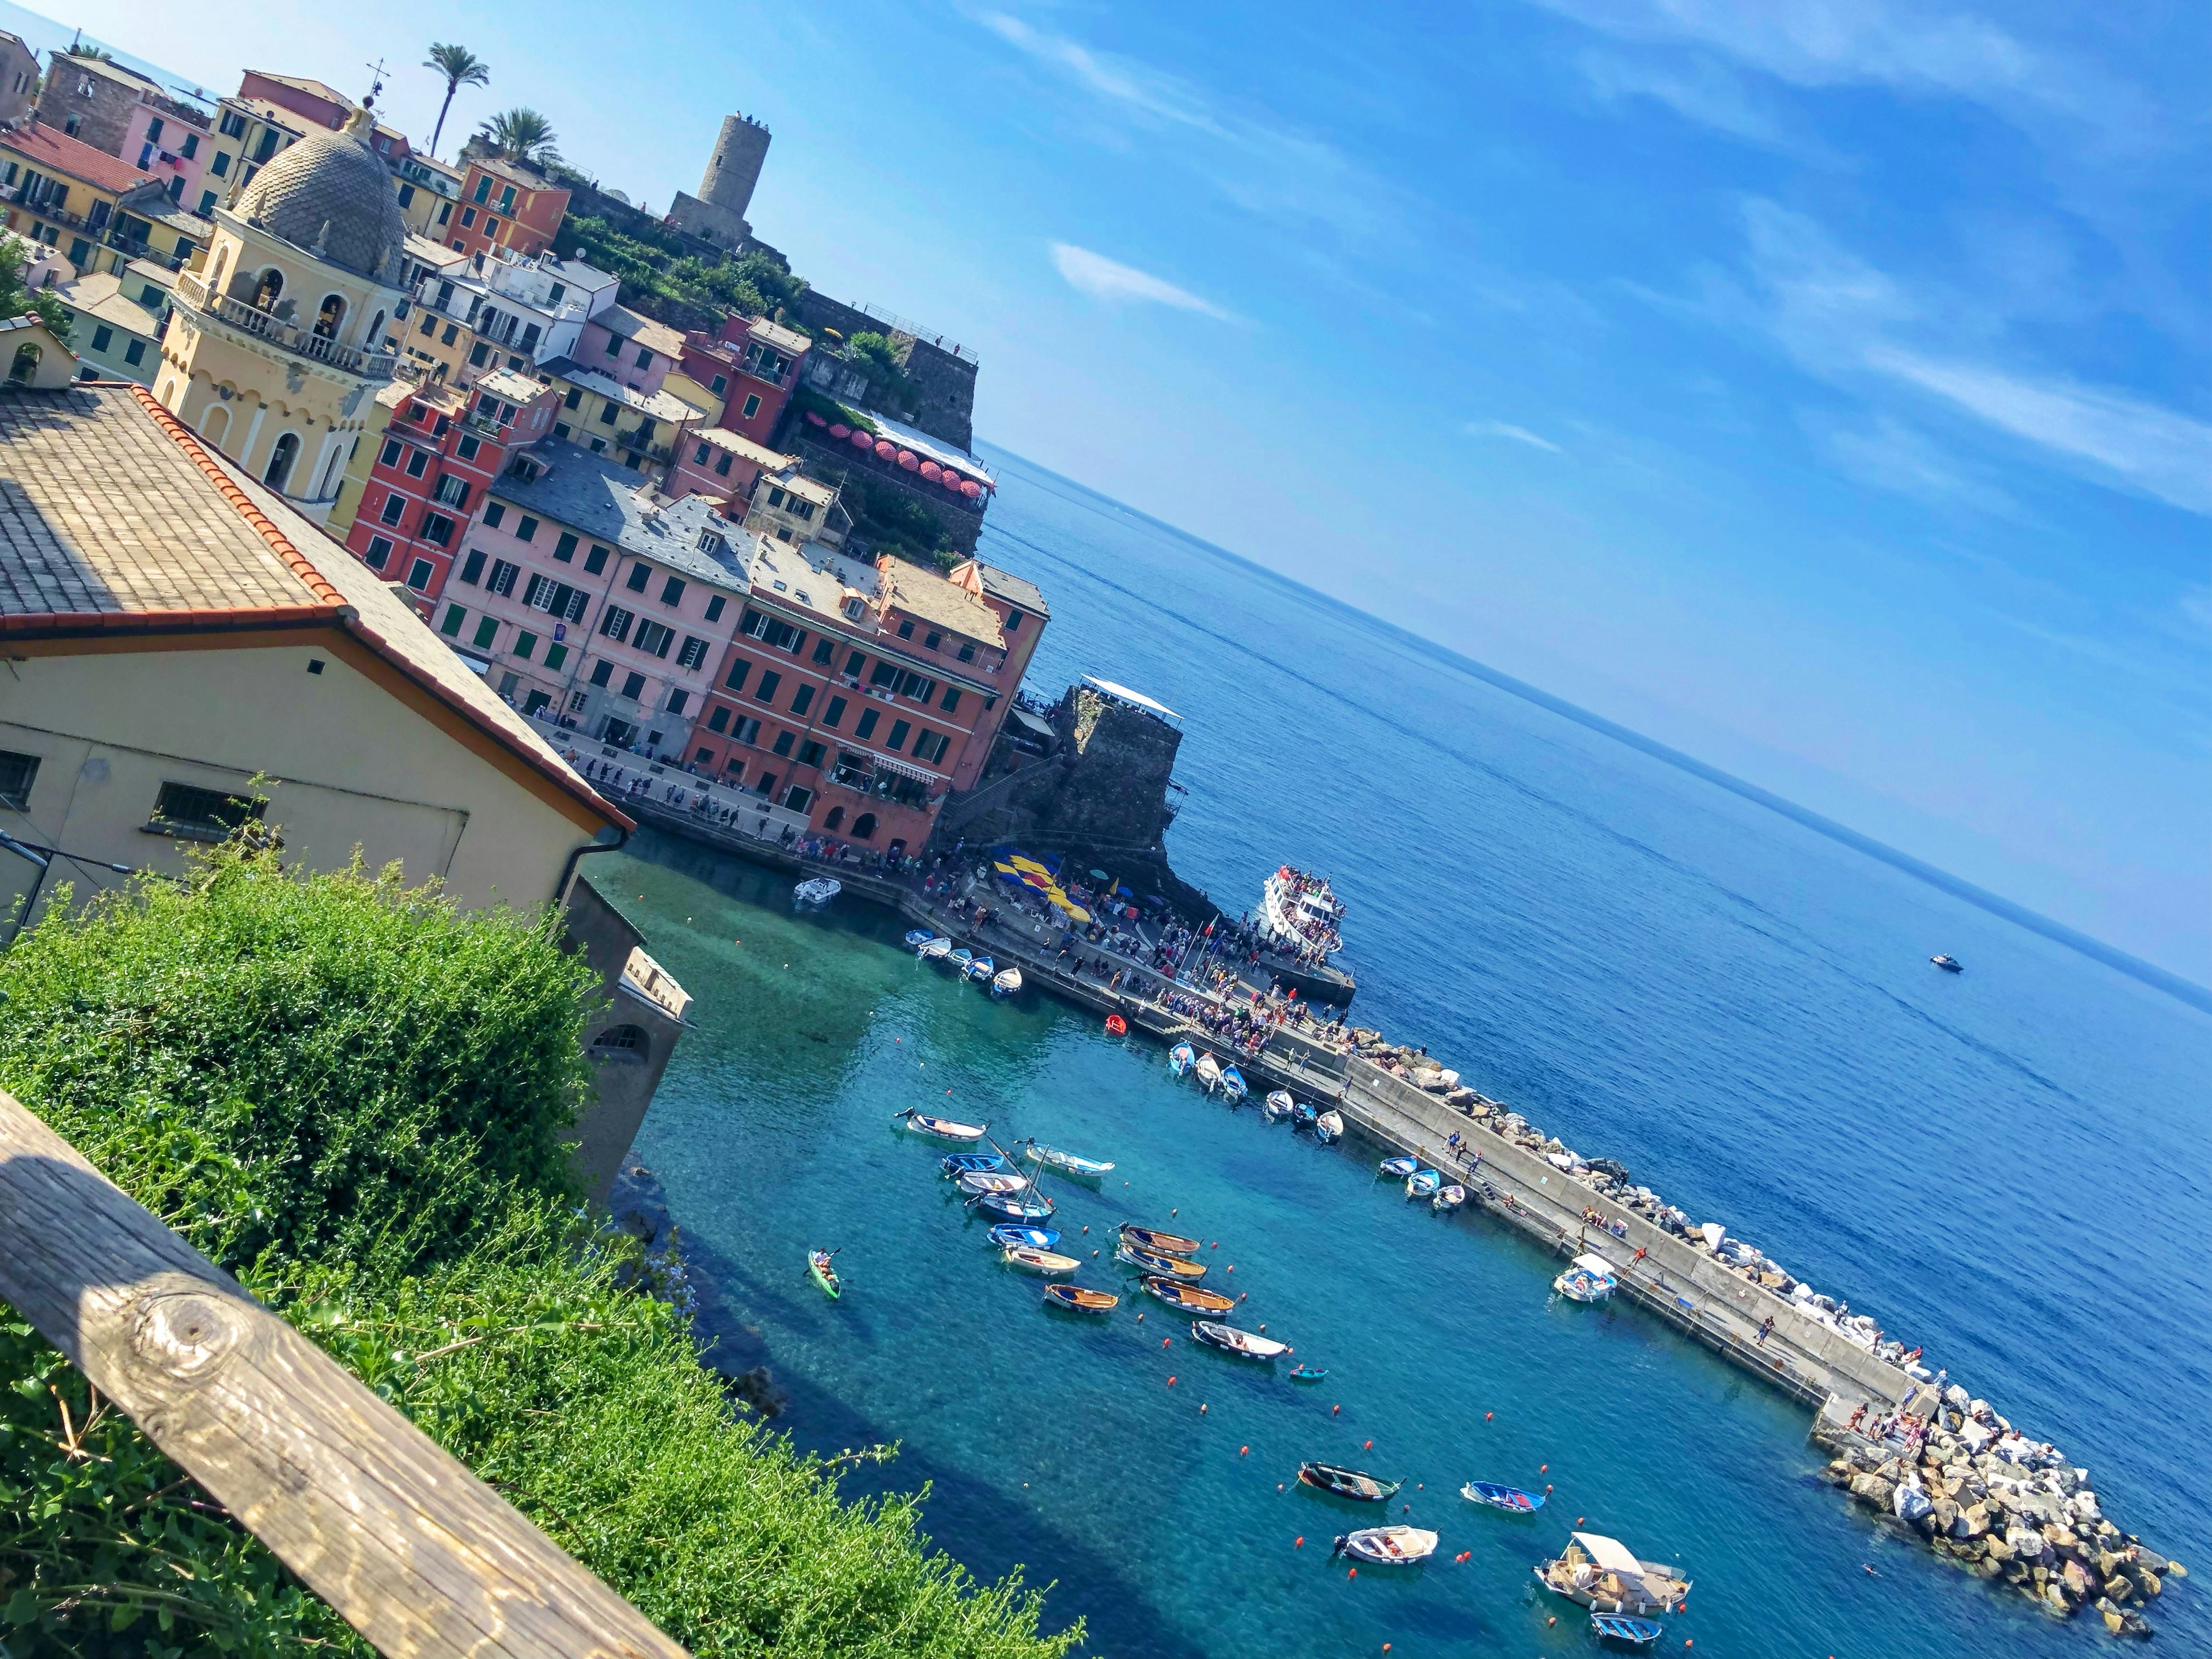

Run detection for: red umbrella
[[851, 429, 874, 449], [919, 461, 943, 481], [960, 480, 983, 499], [874, 438, 897, 460], [828, 423, 850, 438], [897, 449, 919, 469], [805, 411, 828, 426]]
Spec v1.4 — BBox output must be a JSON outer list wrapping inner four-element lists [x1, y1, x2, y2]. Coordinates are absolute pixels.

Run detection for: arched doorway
[[850, 812, 877, 842], [824, 806, 845, 831], [263, 432, 301, 493], [7, 342, 40, 384], [314, 294, 345, 339], [251, 268, 283, 313]]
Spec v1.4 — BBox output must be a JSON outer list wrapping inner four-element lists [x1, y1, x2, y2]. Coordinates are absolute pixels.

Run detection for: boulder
[[2062, 1560, 2093, 1601], [2042, 1580, 2073, 1615], [2134, 1547, 2171, 1575], [2006, 1525, 2049, 1564], [1933, 1498, 1960, 1535], [1849, 1473, 1896, 1509], [1895, 1483, 1934, 1524], [1984, 1533, 2014, 1563], [2130, 1567, 2162, 1599], [2104, 1575, 2134, 1604]]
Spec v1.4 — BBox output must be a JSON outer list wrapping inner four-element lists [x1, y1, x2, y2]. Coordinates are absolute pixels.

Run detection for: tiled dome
[[233, 106, 405, 283]]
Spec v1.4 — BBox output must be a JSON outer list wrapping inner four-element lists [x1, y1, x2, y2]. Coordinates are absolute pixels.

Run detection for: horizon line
[[975, 441, 2212, 1019]]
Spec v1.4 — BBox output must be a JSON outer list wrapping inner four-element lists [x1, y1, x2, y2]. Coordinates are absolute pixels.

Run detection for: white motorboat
[[793, 876, 841, 905], [1194, 1052, 1223, 1092], [1533, 1532, 1690, 1615], [1264, 1090, 1296, 1122], [1191, 1320, 1289, 1359], [918, 936, 953, 960], [1315, 1110, 1343, 1143], [1554, 1253, 1618, 1303], [1260, 866, 1346, 963], [1337, 1526, 1438, 1566]]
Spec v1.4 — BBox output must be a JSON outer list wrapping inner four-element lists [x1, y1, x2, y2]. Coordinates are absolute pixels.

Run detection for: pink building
[[666, 427, 801, 516], [577, 304, 685, 397]]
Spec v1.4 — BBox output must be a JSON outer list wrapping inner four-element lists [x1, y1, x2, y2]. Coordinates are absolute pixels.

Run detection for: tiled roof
[[536, 358, 694, 423], [0, 121, 161, 198], [490, 441, 754, 591], [468, 154, 565, 195], [976, 562, 1049, 616], [747, 317, 811, 356], [602, 305, 685, 357], [883, 556, 1005, 649], [695, 427, 795, 471], [52, 274, 161, 339]]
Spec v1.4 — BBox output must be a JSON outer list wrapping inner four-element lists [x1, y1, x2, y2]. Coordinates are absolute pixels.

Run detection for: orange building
[[444, 156, 569, 262]]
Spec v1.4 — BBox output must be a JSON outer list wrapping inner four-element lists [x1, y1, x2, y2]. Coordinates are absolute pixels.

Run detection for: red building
[[346, 367, 558, 601], [946, 560, 1049, 791], [677, 314, 809, 447], [446, 156, 569, 262]]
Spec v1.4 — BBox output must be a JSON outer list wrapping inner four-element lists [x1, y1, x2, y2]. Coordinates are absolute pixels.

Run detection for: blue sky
[[31, 0, 2210, 980]]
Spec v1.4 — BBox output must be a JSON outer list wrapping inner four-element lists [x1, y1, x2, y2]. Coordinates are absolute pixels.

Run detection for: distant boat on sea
[[1931, 954, 1964, 973]]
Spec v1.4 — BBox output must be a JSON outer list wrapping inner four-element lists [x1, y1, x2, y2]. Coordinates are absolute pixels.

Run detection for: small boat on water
[[1104, 1013, 1127, 1036], [1378, 1156, 1419, 1179], [1591, 1612, 1664, 1647], [807, 1249, 840, 1298], [900, 1111, 987, 1142], [1336, 1527, 1437, 1566], [1219, 1066, 1248, 1103], [1433, 1183, 1467, 1213], [1931, 953, 1964, 973], [1463, 1481, 1546, 1513], [991, 965, 1023, 998], [1315, 1110, 1343, 1143], [793, 876, 842, 905], [1288, 1362, 1327, 1381], [1141, 1277, 1236, 1315], [940, 1152, 1007, 1176], [1191, 1320, 1287, 1360], [1298, 1463, 1401, 1502], [903, 929, 937, 948], [1292, 1102, 1318, 1131], [1264, 1090, 1296, 1122], [1404, 1168, 1442, 1200], [1533, 1533, 1690, 1616], [1554, 1253, 1618, 1303], [957, 1171, 1029, 1196], [966, 955, 996, 982], [976, 1190, 1055, 1222], [1002, 1245, 1081, 1274], [1118, 1241, 1205, 1279], [1024, 1143, 1116, 1180], [1194, 1052, 1223, 1092], [988, 1224, 1060, 1249], [1120, 1224, 1202, 1256], [1168, 1040, 1195, 1076], [918, 937, 953, 961], [948, 946, 975, 972], [1042, 1285, 1118, 1314]]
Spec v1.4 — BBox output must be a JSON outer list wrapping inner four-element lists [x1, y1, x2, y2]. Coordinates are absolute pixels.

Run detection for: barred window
[[487, 559, 520, 597], [599, 605, 634, 643]]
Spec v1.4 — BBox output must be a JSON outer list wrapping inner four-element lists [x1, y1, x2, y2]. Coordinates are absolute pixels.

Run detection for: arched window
[[199, 402, 231, 448], [365, 310, 386, 348], [590, 1024, 649, 1060], [7, 342, 40, 384], [314, 294, 345, 340], [207, 247, 229, 296], [850, 812, 877, 842], [251, 268, 283, 313], [263, 432, 301, 492], [824, 806, 844, 831]]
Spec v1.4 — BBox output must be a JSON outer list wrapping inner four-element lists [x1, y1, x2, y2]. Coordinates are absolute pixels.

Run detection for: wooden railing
[[0, 1089, 689, 1659]]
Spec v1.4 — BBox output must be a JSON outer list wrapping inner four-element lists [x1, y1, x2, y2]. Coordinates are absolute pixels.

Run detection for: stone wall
[[793, 291, 976, 450], [789, 430, 986, 558], [563, 872, 686, 1202]]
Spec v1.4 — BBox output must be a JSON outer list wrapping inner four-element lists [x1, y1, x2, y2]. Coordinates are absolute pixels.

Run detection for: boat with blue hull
[[987, 1224, 1061, 1250], [1591, 1613, 1664, 1647], [975, 1190, 1055, 1222], [1378, 1156, 1419, 1179], [902, 929, 936, 948], [1220, 1066, 1248, 1102], [1463, 1481, 1546, 1513], [940, 1152, 1007, 1177], [1168, 1041, 1195, 1077]]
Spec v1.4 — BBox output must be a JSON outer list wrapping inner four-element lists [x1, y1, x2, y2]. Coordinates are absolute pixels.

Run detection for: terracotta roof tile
[[0, 120, 162, 198]]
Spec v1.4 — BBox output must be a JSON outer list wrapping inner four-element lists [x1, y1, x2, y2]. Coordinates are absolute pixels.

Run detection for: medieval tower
[[668, 113, 771, 249]]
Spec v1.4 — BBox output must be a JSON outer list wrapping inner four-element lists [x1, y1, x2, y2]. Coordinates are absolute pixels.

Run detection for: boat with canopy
[[1554, 1253, 1618, 1303], [1533, 1533, 1690, 1616]]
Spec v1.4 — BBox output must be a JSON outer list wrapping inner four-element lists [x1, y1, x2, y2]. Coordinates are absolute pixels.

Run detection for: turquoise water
[[608, 450, 2211, 1658]]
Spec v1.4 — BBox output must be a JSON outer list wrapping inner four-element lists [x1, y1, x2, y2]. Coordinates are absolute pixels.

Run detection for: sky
[[18, 0, 2209, 983]]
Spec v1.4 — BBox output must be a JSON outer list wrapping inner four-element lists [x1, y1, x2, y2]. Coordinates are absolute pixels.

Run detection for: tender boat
[[1261, 866, 1346, 967], [991, 965, 1023, 998], [1291, 1102, 1318, 1131], [1024, 1143, 1116, 1180], [793, 876, 842, 905], [1931, 953, 1964, 973], [1042, 1285, 1118, 1314], [1141, 1277, 1236, 1315], [1463, 1481, 1546, 1513], [1533, 1533, 1690, 1616], [956, 1171, 1029, 1196], [1120, 1224, 1202, 1256], [1117, 1242, 1205, 1279], [903, 929, 937, 948], [940, 1152, 1007, 1176], [1219, 1066, 1248, 1102], [1591, 1613, 1664, 1648], [1264, 1090, 1296, 1122], [1288, 1363, 1328, 1381], [1378, 1156, 1419, 1179], [807, 1249, 840, 1298], [1194, 1052, 1223, 1092], [1553, 1253, 1618, 1303], [976, 1190, 1055, 1222], [1002, 1245, 1081, 1274], [901, 1111, 987, 1142], [1405, 1168, 1442, 1200], [1315, 1110, 1343, 1143], [948, 947, 975, 972], [918, 936, 953, 960], [1168, 1041, 1195, 1077], [1104, 1013, 1127, 1036], [1298, 1463, 1401, 1502], [967, 955, 996, 982], [1433, 1183, 1467, 1213], [1337, 1526, 1437, 1566], [987, 1224, 1060, 1249], [1191, 1320, 1288, 1360]]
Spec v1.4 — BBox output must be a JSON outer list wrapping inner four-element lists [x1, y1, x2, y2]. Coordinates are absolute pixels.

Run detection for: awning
[[1084, 675, 1179, 719], [1571, 1255, 1616, 1278], [1573, 1534, 1644, 1576], [869, 751, 942, 785]]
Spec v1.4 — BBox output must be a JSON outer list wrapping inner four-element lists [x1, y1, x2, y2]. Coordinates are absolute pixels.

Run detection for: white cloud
[[1050, 244, 1236, 321], [1468, 420, 1563, 452], [1576, 48, 1791, 146], [1808, 412, 2016, 514]]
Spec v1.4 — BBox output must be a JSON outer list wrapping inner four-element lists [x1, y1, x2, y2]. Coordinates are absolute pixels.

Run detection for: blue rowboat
[[1461, 1481, 1546, 1513], [1168, 1041, 1195, 1077], [1378, 1156, 1419, 1178], [903, 929, 936, 948], [1291, 1102, 1317, 1130], [1590, 1613, 1662, 1647], [988, 1224, 1061, 1250], [1220, 1066, 1248, 1101], [1289, 1363, 1328, 1381], [948, 947, 974, 971], [1405, 1168, 1442, 1199], [967, 955, 996, 982], [940, 1152, 1007, 1176], [975, 1190, 1055, 1222]]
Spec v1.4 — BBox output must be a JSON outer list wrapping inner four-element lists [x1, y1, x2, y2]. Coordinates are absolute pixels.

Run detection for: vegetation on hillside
[[562, 212, 806, 328], [842, 331, 921, 419], [0, 849, 1077, 1658]]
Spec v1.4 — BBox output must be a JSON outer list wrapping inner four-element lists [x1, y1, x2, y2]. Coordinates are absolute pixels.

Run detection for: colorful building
[[50, 271, 162, 383], [32, 51, 215, 210], [202, 95, 303, 213], [676, 313, 809, 446], [0, 121, 211, 276], [0, 32, 36, 128], [666, 427, 804, 515], [539, 357, 696, 478], [444, 156, 569, 262], [397, 247, 618, 387]]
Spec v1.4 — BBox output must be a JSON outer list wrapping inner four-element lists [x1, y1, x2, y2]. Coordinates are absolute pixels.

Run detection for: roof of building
[[123, 257, 180, 293], [748, 317, 812, 356], [242, 71, 349, 110], [231, 106, 407, 282], [882, 557, 1005, 649], [535, 358, 694, 425], [0, 382, 626, 831], [749, 532, 877, 618], [854, 406, 994, 487], [52, 273, 161, 339], [475, 365, 548, 405], [403, 230, 468, 272], [694, 427, 796, 472], [601, 305, 685, 358], [763, 469, 836, 506], [466, 153, 566, 195], [490, 441, 752, 591], [46, 50, 165, 97], [0, 120, 162, 198], [222, 95, 306, 139], [975, 562, 1049, 617], [120, 186, 214, 238]]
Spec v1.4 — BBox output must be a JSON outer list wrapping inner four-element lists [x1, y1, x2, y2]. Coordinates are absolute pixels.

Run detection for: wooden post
[[0, 1089, 690, 1659]]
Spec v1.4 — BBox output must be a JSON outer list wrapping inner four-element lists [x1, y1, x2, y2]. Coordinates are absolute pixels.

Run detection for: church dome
[[232, 105, 406, 283]]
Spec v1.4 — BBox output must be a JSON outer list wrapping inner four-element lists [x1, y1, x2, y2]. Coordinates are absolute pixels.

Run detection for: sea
[[603, 448, 2211, 1659]]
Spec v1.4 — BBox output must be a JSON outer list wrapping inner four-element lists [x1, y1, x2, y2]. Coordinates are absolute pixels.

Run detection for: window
[[433, 474, 469, 509], [635, 620, 675, 658], [148, 782, 263, 839], [599, 606, 634, 643], [709, 706, 730, 734], [397, 182, 415, 208], [824, 806, 844, 831], [417, 506, 454, 543], [404, 448, 430, 478], [0, 749, 39, 810], [887, 719, 911, 752], [714, 452, 733, 476], [621, 671, 647, 700], [457, 436, 482, 464], [498, 184, 516, 212], [695, 747, 713, 766], [514, 516, 538, 542], [845, 652, 866, 679], [899, 672, 936, 702], [833, 750, 873, 788], [407, 559, 434, 591], [469, 342, 489, 367], [626, 563, 650, 593], [667, 690, 688, 716], [487, 558, 520, 597], [940, 686, 963, 714], [784, 786, 813, 813], [92, 324, 114, 353], [661, 576, 685, 607], [869, 660, 900, 689], [563, 386, 582, 410], [459, 550, 487, 585], [676, 635, 709, 670], [584, 544, 610, 575], [925, 631, 942, 651], [635, 346, 653, 369], [741, 393, 761, 419], [483, 503, 506, 529], [733, 717, 762, 745], [548, 283, 566, 305], [767, 486, 786, 508], [380, 437, 403, 468], [377, 493, 406, 527], [545, 643, 568, 671], [514, 630, 537, 660], [440, 604, 466, 637], [772, 730, 795, 758], [723, 660, 749, 694], [198, 190, 217, 215], [460, 206, 477, 228], [740, 609, 806, 653], [754, 670, 781, 704], [525, 690, 551, 716], [472, 616, 498, 649], [603, 332, 621, 358], [597, 403, 617, 426], [710, 374, 728, 396], [705, 594, 726, 623], [589, 661, 613, 688], [914, 730, 951, 764], [854, 709, 880, 741], [790, 684, 815, 717], [1005, 611, 1024, 632], [694, 443, 711, 465], [957, 641, 976, 663], [851, 812, 877, 841], [554, 422, 571, 440], [897, 619, 915, 639], [823, 695, 847, 729], [798, 740, 826, 768], [363, 535, 393, 571]]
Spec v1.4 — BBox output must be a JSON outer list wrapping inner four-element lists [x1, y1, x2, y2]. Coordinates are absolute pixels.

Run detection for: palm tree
[[479, 107, 559, 168], [422, 43, 490, 157]]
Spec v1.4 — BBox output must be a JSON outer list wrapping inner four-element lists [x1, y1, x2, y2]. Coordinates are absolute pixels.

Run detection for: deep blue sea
[[605, 448, 2211, 1659]]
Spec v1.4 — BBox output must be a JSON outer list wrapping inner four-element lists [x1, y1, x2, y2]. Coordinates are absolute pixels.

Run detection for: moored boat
[[1219, 1066, 1248, 1102], [1378, 1156, 1419, 1179], [1288, 1363, 1328, 1381], [807, 1249, 841, 1298], [1405, 1168, 1442, 1199], [1117, 1241, 1205, 1279], [987, 1224, 1060, 1249], [1191, 1320, 1287, 1360], [1336, 1527, 1436, 1566], [1533, 1533, 1690, 1616], [1463, 1481, 1546, 1513], [794, 876, 842, 905], [1024, 1143, 1116, 1180], [967, 955, 996, 982], [1042, 1284, 1118, 1314], [1291, 1102, 1318, 1131], [1120, 1224, 1202, 1256], [918, 936, 952, 960], [956, 1171, 1028, 1196], [1260, 866, 1346, 967], [991, 965, 1023, 998], [1168, 1041, 1195, 1075], [1553, 1253, 1618, 1303], [1194, 1052, 1223, 1092], [1264, 1090, 1296, 1122], [975, 1190, 1055, 1221], [1298, 1462, 1401, 1502], [948, 947, 974, 972], [1591, 1613, 1664, 1648], [1433, 1183, 1466, 1212], [900, 1111, 987, 1142], [1315, 1110, 1342, 1143], [903, 928, 937, 948], [1105, 1013, 1127, 1035], [1141, 1277, 1236, 1314], [1002, 1245, 1081, 1274], [940, 1152, 1007, 1176]]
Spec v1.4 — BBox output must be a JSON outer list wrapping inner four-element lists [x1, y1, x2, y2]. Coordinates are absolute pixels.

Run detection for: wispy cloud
[[1468, 420, 1563, 452], [1051, 244, 1237, 321], [1575, 48, 1793, 147], [1806, 412, 2016, 515]]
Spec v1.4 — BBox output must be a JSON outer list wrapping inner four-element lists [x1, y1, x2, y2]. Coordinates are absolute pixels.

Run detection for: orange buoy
[[1546, 1484, 1554, 1492], [1363, 1440, 1373, 1450], [1258, 1324, 1267, 1331], [1485, 1411, 1493, 1420], [1577, 1516, 1585, 1525], [1226, 1264, 1235, 1272], [1167, 1375, 1177, 1385], [1082, 1225, 1090, 1233], [1211, 1241, 1219, 1248], [1547, 1616, 1556, 1627], [1164, 1337, 1172, 1347], [1540, 1464, 1548, 1472], [1200, 1404, 1208, 1414], [1240, 1446, 1249, 1456], [1347, 1567, 1358, 1579], [1239, 1292, 1248, 1300], [1332, 1404, 1342, 1414], [1295, 1535, 1304, 1546], [1138, 1312, 1146, 1322]]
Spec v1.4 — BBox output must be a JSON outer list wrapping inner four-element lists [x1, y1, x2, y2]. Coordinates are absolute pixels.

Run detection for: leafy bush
[[561, 214, 806, 327], [0, 852, 1077, 1659]]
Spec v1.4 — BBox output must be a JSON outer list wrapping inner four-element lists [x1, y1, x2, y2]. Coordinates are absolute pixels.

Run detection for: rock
[[2062, 1560, 2093, 1601], [723, 1365, 786, 1417], [1821, 1459, 1854, 1486], [1895, 1483, 1934, 1524], [1984, 1533, 2014, 1563], [2006, 1525, 2048, 1564], [1849, 1473, 1896, 1509], [2135, 1547, 2170, 1575], [2131, 1567, 2162, 1599], [2042, 1580, 2073, 1615], [1933, 1498, 1960, 1534], [2104, 1575, 2133, 1604], [2099, 1597, 2127, 1635]]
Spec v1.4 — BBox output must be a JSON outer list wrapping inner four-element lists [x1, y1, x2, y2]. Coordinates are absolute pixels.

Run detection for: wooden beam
[[0, 1089, 690, 1659]]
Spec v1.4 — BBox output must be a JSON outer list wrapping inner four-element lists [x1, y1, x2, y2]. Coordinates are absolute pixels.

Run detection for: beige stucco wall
[[0, 641, 594, 919]]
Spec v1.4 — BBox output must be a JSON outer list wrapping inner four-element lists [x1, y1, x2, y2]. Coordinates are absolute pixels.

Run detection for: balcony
[[178, 272, 398, 379]]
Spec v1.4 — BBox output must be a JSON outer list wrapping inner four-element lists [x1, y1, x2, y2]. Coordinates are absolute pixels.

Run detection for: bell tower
[[666, 112, 771, 249]]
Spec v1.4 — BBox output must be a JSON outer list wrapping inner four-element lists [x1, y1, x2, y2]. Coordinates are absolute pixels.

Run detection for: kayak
[[808, 1250, 840, 1299]]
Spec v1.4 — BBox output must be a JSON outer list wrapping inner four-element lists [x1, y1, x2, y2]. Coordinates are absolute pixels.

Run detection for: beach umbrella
[[874, 438, 897, 460], [805, 411, 827, 426], [1066, 906, 1092, 923], [851, 429, 875, 449], [1090, 869, 1109, 881], [919, 461, 943, 480], [897, 449, 919, 469], [828, 423, 850, 438]]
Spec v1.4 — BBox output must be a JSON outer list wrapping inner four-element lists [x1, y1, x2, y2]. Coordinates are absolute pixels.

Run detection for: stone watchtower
[[667, 113, 771, 249]]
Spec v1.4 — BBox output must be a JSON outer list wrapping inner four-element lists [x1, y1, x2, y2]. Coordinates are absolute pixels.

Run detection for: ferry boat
[[1260, 866, 1345, 963], [1533, 1532, 1690, 1617]]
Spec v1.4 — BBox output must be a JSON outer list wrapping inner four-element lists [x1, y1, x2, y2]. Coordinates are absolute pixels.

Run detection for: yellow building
[[0, 121, 211, 277], [200, 94, 303, 209], [154, 104, 408, 524]]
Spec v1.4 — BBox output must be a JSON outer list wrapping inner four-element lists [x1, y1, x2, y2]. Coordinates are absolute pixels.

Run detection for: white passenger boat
[[1533, 1532, 1690, 1616], [1554, 1253, 1618, 1303], [991, 966, 1022, 998], [793, 876, 842, 905], [1337, 1525, 1438, 1566], [1260, 866, 1346, 962]]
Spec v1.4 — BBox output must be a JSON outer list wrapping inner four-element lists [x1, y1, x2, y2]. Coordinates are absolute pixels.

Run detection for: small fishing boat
[[1024, 1143, 1116, 1180], [1931, 953, 1964, 974], [1194, 1052, 1223, 1092], [1462, 1481, 1546, 1513], [793, 876, 842, 905], [1405, 1168, 1442, 1200], [948, 946, 975, 973], [976, 1190, 1055, 1222], [1168, 1041, 1195, 1077], [807, 1249, 840, 1298], [1315, 1110, 1343, 1143], [1553, 1253, 1618, 1303], [1590, 1612, 1664, 1648], [1191, 1320, 1287, 1360], [1291, 1102, 1318, 1131], [987, 1224, 1061, 1250], [940, 1152, 1007, 1176], [966, 955, 996, 982], [1117, 1241, 1205, 1279], [1263, 1090, 1296, 1122], [956, 1171, 1028, 1196], [903, 929, 937, 948], [1141, 1277, 1236, 1315], [1298, 1463, 1402, 1502], [1533, 1533, 1690, 1616], [1433, 1183, 1467, 1213], [1337, 1527, 1437, 1566], [918, 936, 953, 960], [1105, 1013, 1127, 1036], [1042, 1285, 1118, 1314], [1120, 1224, 1202, 1256], [900, 1111, 987, 1142], [1002, 1245, 1081, 1274], [1287, 1363, 1328, 1382], [1378, 1156, 1419, 1179], [991, 965, 1023, 998], [1219, 1066, 1248, 1102]]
